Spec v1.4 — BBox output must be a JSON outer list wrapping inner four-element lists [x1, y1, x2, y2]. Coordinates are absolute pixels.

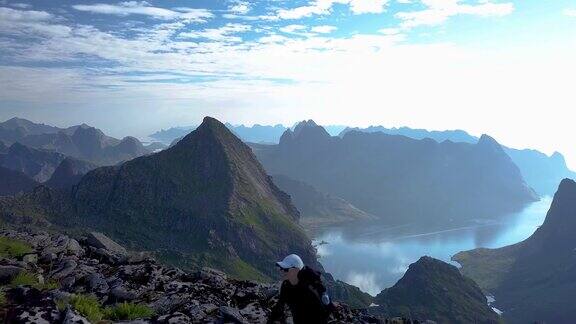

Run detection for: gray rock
[[15, 306, 61, 324], [51, 259, 77, 280], [66, 239, 84, 256], [0, 265, 24, 283], [86, 232, 127, 255], [87, 272, 109, 294], [110, 285, 138, 301], [219, 306, 248, 324], [63, 307, 90, 324], [158, 312, 192, 324], [39, 251, 57, 263], [60, 276, 76, 290], [240, 302, 268, 324], [22, 254, 38, 264]]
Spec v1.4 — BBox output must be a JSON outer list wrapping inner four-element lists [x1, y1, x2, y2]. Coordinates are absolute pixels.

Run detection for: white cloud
[[346, 271, 381, 296], [9, 3, 31, 9], [276, 0, 389, 19], [396, 0, 514, 29], [311, 25, 338, 33], [349, 0, 389, 14], [178, 23, 251, 42], [229, 1, 250, 15], [72, 2, 213, 22], [280, 24, 307, 33], [564, 9, 576, 17], [0, 6, 52, 21]]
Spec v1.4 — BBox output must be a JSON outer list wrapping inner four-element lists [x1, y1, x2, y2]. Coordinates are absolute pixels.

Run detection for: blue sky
[[1, 0, 576, 166]]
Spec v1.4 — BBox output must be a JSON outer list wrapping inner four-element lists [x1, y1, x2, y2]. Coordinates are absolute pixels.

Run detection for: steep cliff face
[[373, 256, 500, 324], [454, 179, 576, 323]]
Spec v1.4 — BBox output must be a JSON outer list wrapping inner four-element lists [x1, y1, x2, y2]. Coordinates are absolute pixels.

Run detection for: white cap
[[276, 254, 304, 270]]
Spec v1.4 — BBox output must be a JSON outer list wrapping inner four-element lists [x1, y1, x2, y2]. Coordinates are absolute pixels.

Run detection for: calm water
[[313, 197, 552, 296]]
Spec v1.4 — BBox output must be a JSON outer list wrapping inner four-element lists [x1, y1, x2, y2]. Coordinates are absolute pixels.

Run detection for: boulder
[[63, 307, 90, 324], [86, 232, 127, 255], [0, 265, 24, 283]]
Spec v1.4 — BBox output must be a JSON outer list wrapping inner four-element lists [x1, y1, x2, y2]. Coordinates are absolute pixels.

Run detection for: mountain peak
[[280, 120, 330, 146], [374, 256, 499, 323]]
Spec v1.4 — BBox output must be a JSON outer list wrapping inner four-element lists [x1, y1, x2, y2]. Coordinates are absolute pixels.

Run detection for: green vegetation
[[0, 290, 6, 305], [70, 295, 104, 323], [10, 272, 38, 287], [103, 302, 154, 321], [62, 295, 154, 322], [0, 237, 32, 258], [8, 271, 60, 290], [452, 245, 521, 292]]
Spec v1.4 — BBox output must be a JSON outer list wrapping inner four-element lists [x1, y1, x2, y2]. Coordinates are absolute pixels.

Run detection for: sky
[[0, 0, 576, 167]]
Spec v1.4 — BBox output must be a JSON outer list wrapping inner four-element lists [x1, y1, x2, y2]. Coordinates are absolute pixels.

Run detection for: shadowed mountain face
[[0, 118, 149, 166], [372, 256, 500, 323], [0, 166, 39, 196], [339, 124, 576, 197], [454, 179, 576, 323], [254, 121, 537, 224], [0, 143, 66, 182], [272, 174, 375, 228], [45, 157, 98, 189]]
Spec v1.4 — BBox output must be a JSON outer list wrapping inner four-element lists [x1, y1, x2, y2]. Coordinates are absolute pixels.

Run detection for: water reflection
[[313, 197, 552, 296]]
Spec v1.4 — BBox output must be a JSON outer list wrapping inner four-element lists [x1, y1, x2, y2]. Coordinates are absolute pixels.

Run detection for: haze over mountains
[[151, 121, 576, 197], [254, 120, 537, 223], [0, 117, 154, 166]]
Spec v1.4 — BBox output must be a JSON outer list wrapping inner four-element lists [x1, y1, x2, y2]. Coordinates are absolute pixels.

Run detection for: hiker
[[268, 254, 333, 324]]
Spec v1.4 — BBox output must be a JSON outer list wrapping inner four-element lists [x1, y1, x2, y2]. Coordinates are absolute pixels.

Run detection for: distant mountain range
[[150, 123, 347, 145], [253, 120, 537, 224], [372, 256, 500, 323], [454, 179, 576, 323], [0, 117, 154, 166], [152, 121, 575, 197]]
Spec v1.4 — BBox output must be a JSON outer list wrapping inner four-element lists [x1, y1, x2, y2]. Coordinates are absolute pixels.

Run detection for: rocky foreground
[[0, 228, 426, 324]]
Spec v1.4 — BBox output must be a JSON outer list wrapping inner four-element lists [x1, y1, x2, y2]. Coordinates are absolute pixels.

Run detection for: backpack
[[298, 266, 335, 319]]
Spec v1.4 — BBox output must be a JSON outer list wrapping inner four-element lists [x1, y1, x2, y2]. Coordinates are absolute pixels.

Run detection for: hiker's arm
[[268, 285, 287, 323]]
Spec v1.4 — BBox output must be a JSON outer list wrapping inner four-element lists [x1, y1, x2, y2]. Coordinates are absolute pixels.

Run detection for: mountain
[[0, 142, 66, 182], [339, 124, 576, 197], [0, 141, 6, 153], [371, 256, 500, 323], [0, 166, 39, 196], [45, 157, 98, 189], [504, 148, 576, 196], [0, 118, 150, 166], [254, 121, 537, 224], [151, 123, 346, 145], [339, 126, 478, 144], [272, 174, 375, 228], [453, 179, 576, 323]]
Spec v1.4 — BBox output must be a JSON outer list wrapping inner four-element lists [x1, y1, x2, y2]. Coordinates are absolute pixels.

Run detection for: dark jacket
[[269, 266, 329, 324]]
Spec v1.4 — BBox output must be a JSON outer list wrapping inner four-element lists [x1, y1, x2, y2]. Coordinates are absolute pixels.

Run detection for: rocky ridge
[[0, 229, 397, 324]]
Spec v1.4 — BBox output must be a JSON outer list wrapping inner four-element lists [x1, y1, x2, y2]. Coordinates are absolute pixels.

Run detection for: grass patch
[[8, 272, 60, 290], [10, 272, 38, 287], [0, 290, 6, 305], [70, 295, 104, 323], [0, 237, 32, 258], [103, 302, 154, 321]]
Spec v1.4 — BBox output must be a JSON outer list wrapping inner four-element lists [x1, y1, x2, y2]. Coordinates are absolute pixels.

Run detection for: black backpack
[[298, 266, 335, 319]]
